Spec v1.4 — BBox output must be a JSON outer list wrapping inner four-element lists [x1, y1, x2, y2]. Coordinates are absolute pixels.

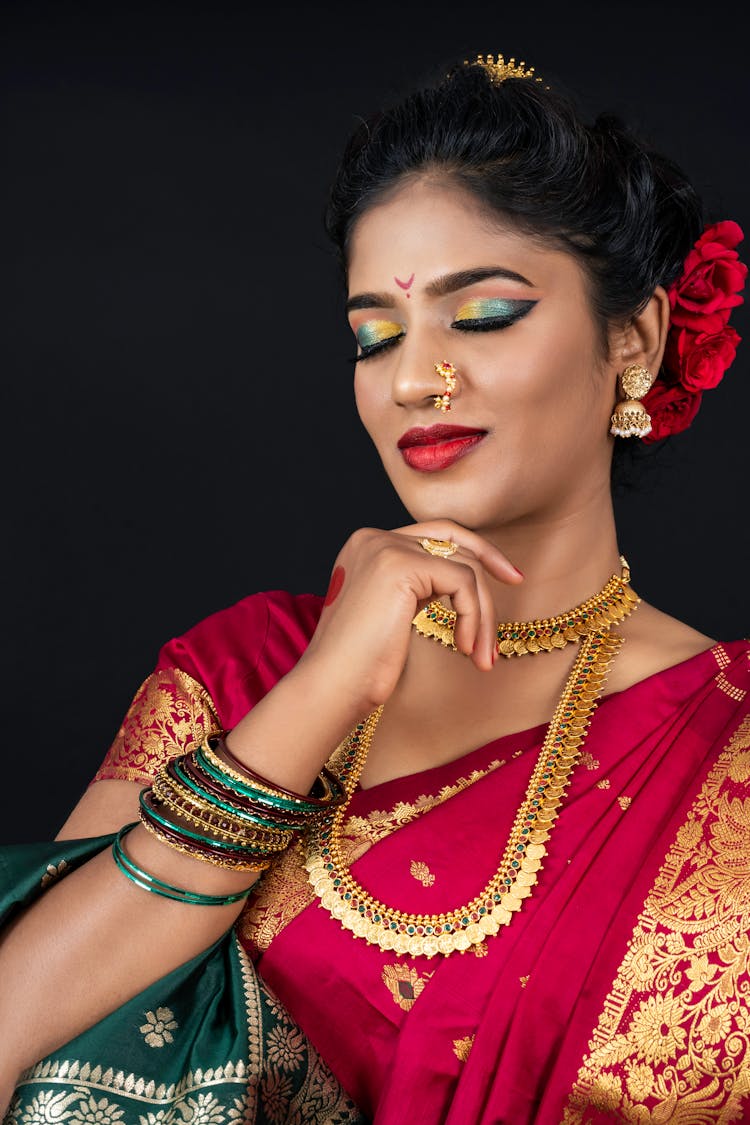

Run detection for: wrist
[[224, 658, 367, 795]]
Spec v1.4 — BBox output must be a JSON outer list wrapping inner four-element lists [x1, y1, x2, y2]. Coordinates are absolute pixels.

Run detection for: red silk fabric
[[94, 591, 750, 1121]]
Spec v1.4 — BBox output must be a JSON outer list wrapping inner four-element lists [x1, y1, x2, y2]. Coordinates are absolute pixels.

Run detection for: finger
[[393, 520, 523, 584], [435, 560, 482, 658], [471, 563, 498, 672]]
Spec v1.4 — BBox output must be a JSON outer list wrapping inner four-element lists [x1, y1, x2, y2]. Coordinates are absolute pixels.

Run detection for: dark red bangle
[[176, 754, 311, 829], [139, 791, 274, 870], [214, 735, 345, 808]]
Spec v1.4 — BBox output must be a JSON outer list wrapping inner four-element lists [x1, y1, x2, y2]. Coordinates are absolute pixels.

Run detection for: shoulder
[[154, 589, 325, 720], [607, 600, 723, 695]]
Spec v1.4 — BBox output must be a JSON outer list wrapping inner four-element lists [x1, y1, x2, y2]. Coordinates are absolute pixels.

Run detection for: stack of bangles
[[111, 733, 345, 906]]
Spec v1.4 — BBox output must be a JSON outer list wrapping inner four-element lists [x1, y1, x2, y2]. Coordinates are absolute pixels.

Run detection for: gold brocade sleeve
[[92, 668, 221, 785], [562, 714, 750, 1122]]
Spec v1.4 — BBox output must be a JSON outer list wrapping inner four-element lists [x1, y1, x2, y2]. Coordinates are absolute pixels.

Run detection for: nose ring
[[433, 361, 458, 412]]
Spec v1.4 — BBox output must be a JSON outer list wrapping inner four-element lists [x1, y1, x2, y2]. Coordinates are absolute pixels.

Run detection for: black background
[[3, 0, 748, 841]]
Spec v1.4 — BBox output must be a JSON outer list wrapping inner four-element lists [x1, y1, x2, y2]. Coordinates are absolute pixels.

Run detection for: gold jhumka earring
[[433, 361, 458, 412], [609, 363, 656, 439]]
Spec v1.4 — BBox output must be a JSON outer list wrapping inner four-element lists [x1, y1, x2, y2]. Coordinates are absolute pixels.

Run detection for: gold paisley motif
[[563, 714, 750, 1122], [93, 668, 220, 784], [452, 1035, 475, 1062], [410, 860, 436, 887]]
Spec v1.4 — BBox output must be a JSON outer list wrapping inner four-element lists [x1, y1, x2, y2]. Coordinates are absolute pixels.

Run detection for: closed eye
[[452, 298, 537, 332], [350, 320, 405, 364]]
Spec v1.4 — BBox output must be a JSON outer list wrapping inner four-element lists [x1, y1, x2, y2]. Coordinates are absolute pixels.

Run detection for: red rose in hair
[[641, 381, 702, 444], [663, 323, 741, 392], [668, 220, 747, 329]]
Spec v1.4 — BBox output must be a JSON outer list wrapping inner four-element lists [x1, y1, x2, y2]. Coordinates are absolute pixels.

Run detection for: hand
[[296, 520, 522, 715]]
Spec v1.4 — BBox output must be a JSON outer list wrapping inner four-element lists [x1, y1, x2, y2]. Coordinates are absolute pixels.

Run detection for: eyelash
[[350, 306, 535, 363]]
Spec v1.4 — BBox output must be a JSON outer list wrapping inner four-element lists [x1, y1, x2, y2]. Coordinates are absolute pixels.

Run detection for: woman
[[1, 54, 748, 1124]]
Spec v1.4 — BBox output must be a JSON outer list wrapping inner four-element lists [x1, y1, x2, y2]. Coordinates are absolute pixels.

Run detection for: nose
[[391, 344, 460, 411]]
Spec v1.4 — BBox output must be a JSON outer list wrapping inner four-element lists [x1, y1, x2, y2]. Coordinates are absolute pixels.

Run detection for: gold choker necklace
[[412, 556, 639, 658], [305, 616, 632, 958]]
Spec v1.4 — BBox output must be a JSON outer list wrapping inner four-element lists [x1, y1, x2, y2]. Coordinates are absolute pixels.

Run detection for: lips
[[397, 425, 487, 472]]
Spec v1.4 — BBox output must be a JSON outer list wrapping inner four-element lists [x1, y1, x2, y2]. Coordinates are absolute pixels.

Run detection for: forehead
[[346, 176, 583, 293]]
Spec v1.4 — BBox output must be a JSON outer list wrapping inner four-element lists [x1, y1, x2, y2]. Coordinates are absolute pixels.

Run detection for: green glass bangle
[[172, 758, 303, 834], [195, 747, 323, 814], [111, 823, 255, 906], [138, 790, 290, 857]]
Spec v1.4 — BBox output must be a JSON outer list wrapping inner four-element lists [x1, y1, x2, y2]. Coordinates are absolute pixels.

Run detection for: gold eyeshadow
[[356, 320, 404, 348], [454, 297, 528, 321]]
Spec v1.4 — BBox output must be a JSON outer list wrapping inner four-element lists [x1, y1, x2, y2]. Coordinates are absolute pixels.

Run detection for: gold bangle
[[139, 814, 274, 872], [150, 778, 293, 852]]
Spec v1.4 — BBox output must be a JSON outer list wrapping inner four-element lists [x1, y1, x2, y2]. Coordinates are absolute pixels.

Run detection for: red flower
[[641, 381, 703, 444], [668, 220, 747, 329], [663, 324, 741, 392]]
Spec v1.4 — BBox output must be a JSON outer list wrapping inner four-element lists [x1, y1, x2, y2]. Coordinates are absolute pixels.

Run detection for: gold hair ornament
[[465, 53, 544, 87], [610, 363, 656, 439]]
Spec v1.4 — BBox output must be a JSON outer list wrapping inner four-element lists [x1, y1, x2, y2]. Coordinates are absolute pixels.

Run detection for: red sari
[[94, 590, 750, 1123]]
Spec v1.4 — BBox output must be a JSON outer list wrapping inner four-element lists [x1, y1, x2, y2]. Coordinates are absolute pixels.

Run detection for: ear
[[615, 286, 671, 375]]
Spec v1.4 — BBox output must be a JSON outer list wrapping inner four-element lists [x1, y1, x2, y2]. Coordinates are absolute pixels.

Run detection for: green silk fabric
[[0, 836, 364, 1125]]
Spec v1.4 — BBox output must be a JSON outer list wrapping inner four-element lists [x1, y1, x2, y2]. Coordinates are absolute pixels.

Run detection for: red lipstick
[[397, 425, 487, 472]]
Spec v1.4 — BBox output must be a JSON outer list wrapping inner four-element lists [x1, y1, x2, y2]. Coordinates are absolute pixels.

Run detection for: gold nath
[[412, 557, 639, 658], [304, 626, 626, 958]]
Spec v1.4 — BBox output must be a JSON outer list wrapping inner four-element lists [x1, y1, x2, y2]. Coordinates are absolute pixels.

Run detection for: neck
[[479, 493, 623, 624]]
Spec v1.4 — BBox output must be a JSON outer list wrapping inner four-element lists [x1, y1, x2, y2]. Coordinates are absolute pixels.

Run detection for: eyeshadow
[[356, 321, 403, 348], [454, 298, 526, 320]]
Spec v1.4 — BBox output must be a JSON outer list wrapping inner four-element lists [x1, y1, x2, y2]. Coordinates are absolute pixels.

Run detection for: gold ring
[[418, 537, 460, 558]]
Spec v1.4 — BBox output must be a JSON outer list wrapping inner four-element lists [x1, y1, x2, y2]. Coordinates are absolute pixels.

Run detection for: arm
[[0, 658, 363, 1108], [0, 520, 519, 1109]]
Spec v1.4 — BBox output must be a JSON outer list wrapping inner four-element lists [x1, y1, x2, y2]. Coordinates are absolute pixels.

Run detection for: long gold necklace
[[412, 556, 638, 657], [305, 620, 630, 959]]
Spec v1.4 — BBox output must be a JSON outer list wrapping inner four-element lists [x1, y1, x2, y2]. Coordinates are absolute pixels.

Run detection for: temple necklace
[[305, 574, 639, 959], [412, 556, 638, 657]]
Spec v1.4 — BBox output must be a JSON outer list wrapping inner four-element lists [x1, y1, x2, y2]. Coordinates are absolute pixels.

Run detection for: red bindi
[[324, 565, 346, 607], [394, 273, 415, 298]]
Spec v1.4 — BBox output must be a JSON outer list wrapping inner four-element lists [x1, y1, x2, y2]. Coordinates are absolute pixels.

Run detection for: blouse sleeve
[[90, 590, 323, 786], [91, 667, 221, 785]]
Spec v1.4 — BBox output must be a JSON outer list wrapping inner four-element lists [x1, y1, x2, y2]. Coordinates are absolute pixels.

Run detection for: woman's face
[[346, 177, 619, 536]]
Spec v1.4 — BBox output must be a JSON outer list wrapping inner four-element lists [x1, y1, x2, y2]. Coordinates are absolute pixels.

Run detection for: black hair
[[324, 63, 704, 482], [326, 62, 702, 341]]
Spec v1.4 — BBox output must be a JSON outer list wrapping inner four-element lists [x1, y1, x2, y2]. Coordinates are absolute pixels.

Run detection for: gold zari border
[[562, 714, 750, 1122]]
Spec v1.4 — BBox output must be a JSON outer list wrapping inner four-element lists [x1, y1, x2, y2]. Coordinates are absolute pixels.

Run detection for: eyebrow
[[345, 266, 536, 313]]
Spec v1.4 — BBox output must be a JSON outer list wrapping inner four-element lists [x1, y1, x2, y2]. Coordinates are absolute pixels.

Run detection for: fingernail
[[513, 566, 524, 578]]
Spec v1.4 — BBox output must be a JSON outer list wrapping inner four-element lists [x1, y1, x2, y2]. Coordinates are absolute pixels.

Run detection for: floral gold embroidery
[[581, 752, 600, 771], [410, 860, 436, 887], [596, 778, 611, 790], [471, 944, 489, 958], [381, 964, 434, 1011], [617, 795, 632, 810], [452, 1035, 475, 1062], [519, 975, 530, 988], [563, 715, 750, 1122], [138, 1008, 178, 1048], [93, 669, 220, 785], [345, 757, 506, 844]]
